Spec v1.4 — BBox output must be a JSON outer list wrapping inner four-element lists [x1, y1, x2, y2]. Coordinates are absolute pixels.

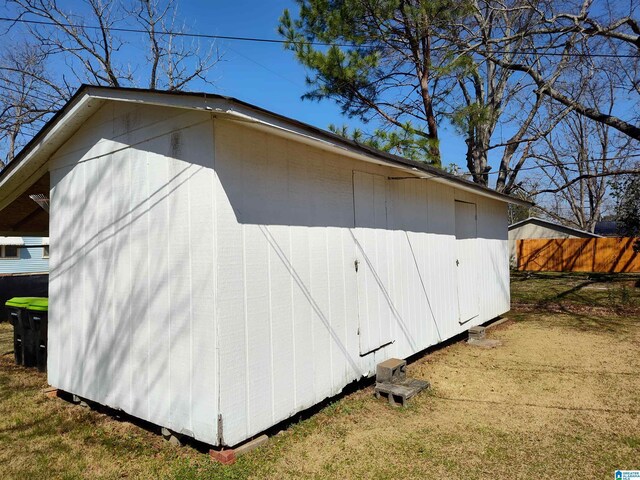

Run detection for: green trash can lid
[[5, 297, 40, 308], [26, 298, 48, 312]]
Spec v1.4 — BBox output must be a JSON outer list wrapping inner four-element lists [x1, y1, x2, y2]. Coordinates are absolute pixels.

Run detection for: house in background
[[0, 236, 49, 274], [594, 220, 622, 237], [0, 85, 530, 449], [508, 217, 600, 267]]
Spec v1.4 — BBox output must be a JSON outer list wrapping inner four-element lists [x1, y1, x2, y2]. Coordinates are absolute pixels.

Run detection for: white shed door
[[353, 171, 393, 356], [455, 201, 480, 324]]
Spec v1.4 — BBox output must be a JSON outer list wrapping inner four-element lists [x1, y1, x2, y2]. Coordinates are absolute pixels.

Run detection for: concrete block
[[468, 326, 486, 340], [161, 427, 183, 446], [71, 394, 89, 408], [375, 378, 430, 407], [376, 358, 406, 383]]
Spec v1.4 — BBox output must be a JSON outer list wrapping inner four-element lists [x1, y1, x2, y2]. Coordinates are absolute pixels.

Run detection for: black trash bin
[[5, 297, 38, 367], [26, 298, 48, 372]]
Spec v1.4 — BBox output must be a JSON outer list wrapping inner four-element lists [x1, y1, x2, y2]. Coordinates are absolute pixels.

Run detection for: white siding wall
[[214, 120, 509, 446], [46, 102, 509, 448], [48, 103, 219, 444]]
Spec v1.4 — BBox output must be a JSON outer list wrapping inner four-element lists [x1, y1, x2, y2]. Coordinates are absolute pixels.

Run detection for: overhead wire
[[0, 16, 638, 58], [0, 16, 637, 170], [478, 153, 640, 175], [0, 78, 63, 105]]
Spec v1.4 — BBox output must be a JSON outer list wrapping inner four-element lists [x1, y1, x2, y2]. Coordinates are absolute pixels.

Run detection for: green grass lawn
[[0, 273, 638, 479], [511, 271, 640, 313]]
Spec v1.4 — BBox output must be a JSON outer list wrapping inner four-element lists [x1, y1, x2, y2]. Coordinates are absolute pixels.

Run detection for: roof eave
[[508, 217, 601, 237], [0, 87, 105, 212], [1, 85, 534, 209]]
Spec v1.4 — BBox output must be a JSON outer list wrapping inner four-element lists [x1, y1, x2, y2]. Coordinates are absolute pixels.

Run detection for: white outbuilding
[[508, 217, 600, 266], [0, 86, 530, 447]]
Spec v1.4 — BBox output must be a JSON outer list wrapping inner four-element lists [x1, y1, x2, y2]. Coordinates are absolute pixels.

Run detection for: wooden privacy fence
[[517, 237, 640, 273]]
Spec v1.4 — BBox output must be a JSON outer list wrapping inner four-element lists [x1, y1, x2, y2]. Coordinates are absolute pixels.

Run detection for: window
[[0, 245, 19, 259], [43, 245, 50, 258]]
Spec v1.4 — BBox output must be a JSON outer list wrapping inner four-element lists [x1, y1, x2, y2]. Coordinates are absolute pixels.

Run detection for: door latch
[[354, 259, 359, 272], [456, 259, 460, 266]]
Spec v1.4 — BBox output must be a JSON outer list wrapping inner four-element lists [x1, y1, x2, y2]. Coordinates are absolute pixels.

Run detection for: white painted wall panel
[[49, 102, 511, 449], [146, 154, 170, 427], [455, 201, 480, 324], [48, 103, 219, 445], [214, 120, 510, 446], [353, 171, 393, 355]]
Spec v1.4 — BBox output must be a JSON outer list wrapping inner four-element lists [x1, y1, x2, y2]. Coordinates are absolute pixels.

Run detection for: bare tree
[[473, 0, 640, 142], [0, 42, 69, 163], [444, 0, 573, 192], [525, 80, 637, 231], [1, 0, 221, 164], [127, 0, 219, 90], [9, 0, 132, 86]]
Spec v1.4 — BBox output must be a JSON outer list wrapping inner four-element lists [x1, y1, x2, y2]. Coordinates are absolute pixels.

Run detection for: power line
[[454, 152, 640, 176], [0, 78, 63, 105], [3, 80, 66, 105], [0, 16, 364, 48], [226, 45, 304, 89], [0, 16, 638, 59]]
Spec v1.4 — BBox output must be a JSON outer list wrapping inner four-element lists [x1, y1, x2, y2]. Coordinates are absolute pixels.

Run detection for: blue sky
[[168, 1, 469, 171], [7, 0, 631, 184], [1, 0, 636, 184], [0, 0, 501, 174]]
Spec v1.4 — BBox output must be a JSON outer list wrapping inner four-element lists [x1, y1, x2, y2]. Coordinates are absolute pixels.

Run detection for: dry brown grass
[[0, 324, 225, 480], [0, 274, 638, 479], [246, 312, 640, 479]]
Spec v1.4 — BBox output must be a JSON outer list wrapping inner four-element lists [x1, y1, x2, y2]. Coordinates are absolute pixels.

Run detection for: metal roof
[[0, 237, 25, 246], [508, 217, 601, 237]]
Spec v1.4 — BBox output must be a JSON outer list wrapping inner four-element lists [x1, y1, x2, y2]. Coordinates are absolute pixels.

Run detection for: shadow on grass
[[549, 280, 596, 302], [511, 271, 640, 316], [515, 309, 640, 338], [433, 394, 639, 415]]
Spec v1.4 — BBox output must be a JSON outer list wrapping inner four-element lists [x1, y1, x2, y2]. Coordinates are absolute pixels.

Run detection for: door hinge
[[354, 259, 359, 272]]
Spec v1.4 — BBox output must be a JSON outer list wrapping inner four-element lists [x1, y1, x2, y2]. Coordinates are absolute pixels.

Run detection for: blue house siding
[[0, 237, 49, 274]]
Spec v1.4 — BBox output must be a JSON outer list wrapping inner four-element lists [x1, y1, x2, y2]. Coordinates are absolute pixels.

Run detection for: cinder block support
[[467, 325, 502, 348], [468, 326, 486, 341], [376, 358, 406, 383], [161, 427, 183, 447], [71, 394, 90, 408]]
